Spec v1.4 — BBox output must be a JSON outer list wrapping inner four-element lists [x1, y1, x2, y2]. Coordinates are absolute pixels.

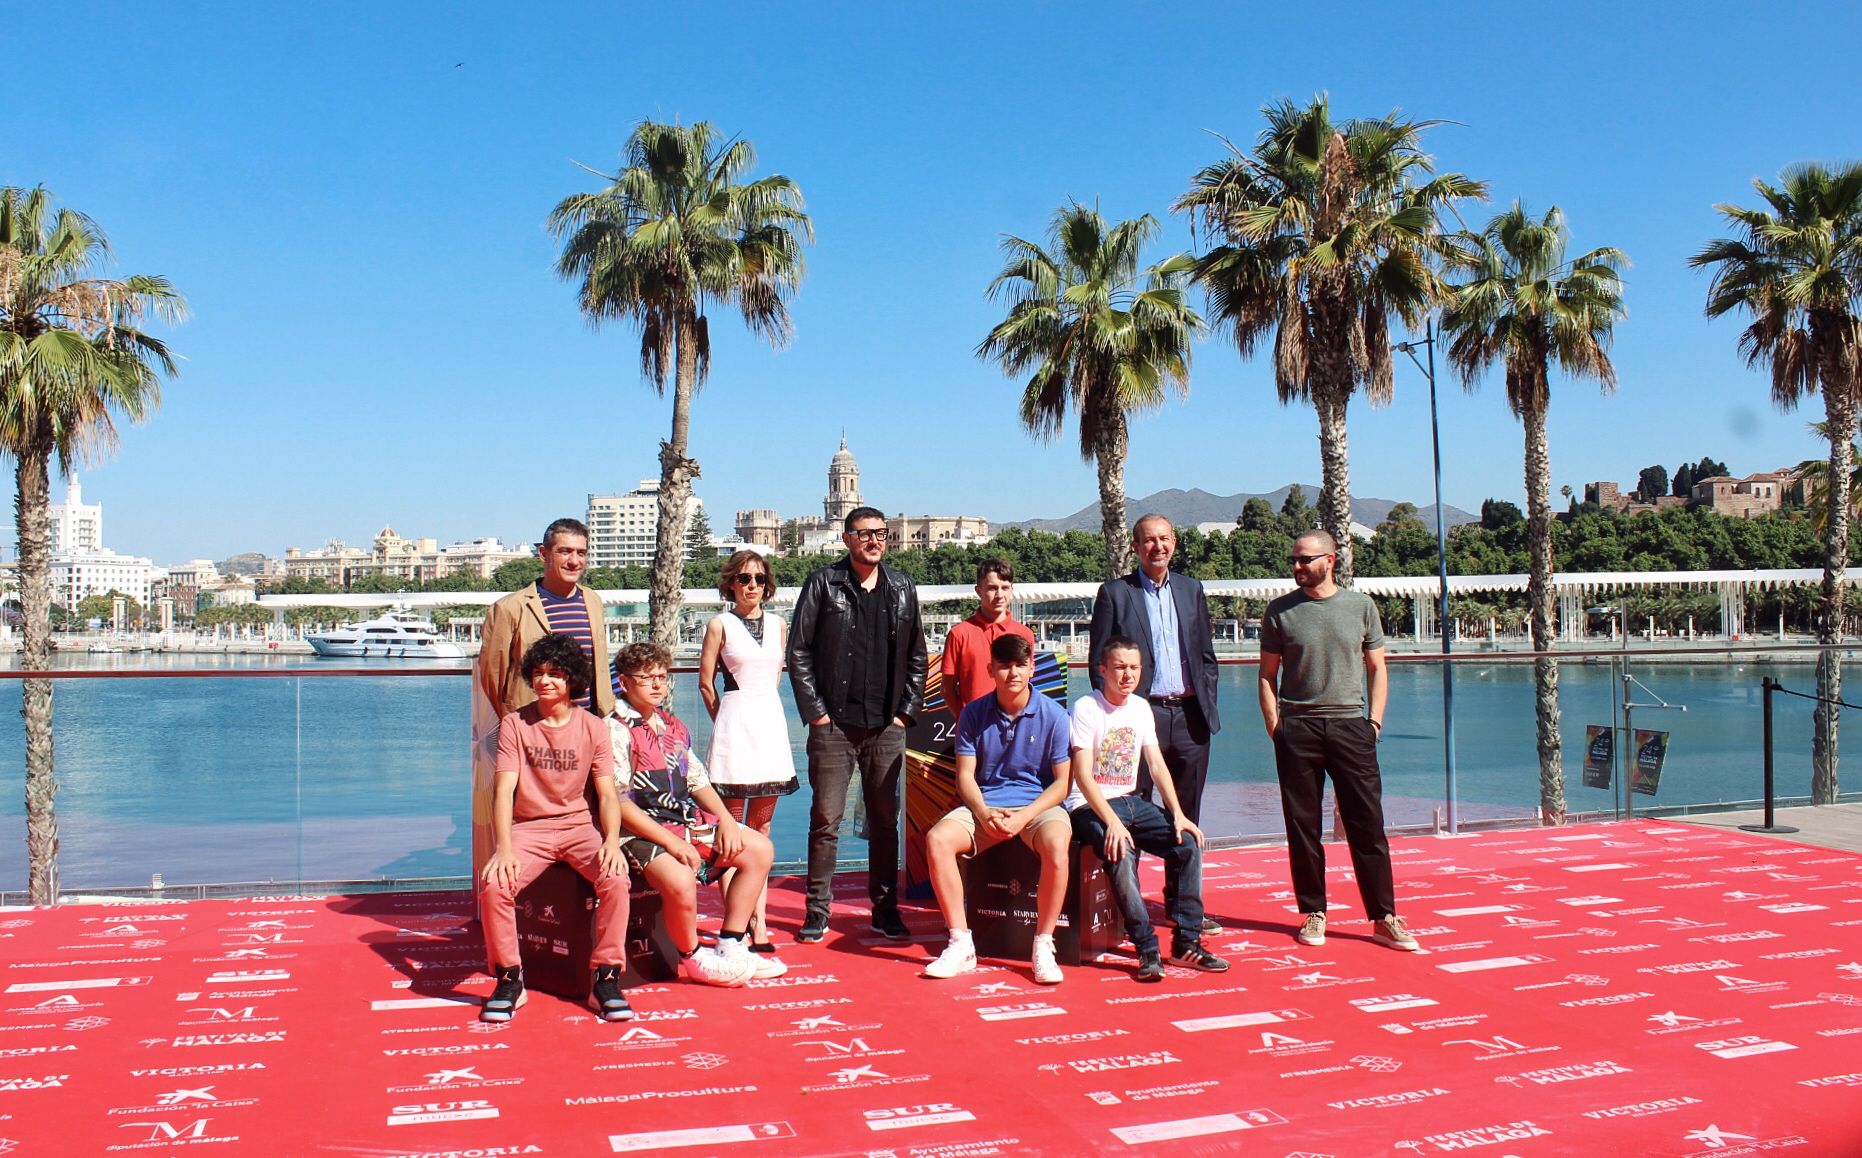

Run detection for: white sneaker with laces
[[1031, 934, 1063, 985], [923, 937, 977, 979], [719, 936, 787, 980], [683, 945, 754, 987]]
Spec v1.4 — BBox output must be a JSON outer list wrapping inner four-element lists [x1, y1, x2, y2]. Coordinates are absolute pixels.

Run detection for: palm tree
[[0, 187, 183, 903], [1441, 202, 1627, 825], [977, 203, 1203, 577], [1175, 95, 1483, 582], [1692, 162, 1862, 804], [549, 121, 811, 646], [1796, 421, 1862, 537]]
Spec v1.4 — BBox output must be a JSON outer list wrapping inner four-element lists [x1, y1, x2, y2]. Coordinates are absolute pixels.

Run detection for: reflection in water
[[0, 655, 1838, 889]]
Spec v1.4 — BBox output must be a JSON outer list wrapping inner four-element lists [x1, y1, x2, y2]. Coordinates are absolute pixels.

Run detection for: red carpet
[[3, 821, 1861, 1156]]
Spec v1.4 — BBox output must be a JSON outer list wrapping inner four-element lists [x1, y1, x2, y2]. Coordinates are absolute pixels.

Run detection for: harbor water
[[0, 651, 1847, 892]]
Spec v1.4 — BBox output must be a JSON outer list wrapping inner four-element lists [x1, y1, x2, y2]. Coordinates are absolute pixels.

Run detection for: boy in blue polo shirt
[[921, 634, 1073, 984]]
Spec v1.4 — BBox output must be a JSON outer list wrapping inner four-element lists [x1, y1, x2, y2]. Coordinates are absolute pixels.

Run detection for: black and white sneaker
[[480, 965, 526, 1023], [590, 965, 634, 1021]]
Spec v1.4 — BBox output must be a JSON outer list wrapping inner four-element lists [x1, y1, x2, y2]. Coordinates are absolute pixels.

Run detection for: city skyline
[[6, 3, 1859, 562]]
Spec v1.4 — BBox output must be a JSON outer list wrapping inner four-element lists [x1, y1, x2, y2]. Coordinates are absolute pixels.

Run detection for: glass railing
[[2, 641, 1857, 901]]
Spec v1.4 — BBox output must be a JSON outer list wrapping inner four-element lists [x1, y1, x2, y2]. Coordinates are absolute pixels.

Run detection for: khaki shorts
[[938, 804, 1071, 856]]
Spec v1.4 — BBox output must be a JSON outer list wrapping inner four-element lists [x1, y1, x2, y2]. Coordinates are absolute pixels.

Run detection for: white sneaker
[[1297, 912, 1327, 947], [923, 938, 976, 979], [719, 937, 787, 980], [682, 945, 753, 987], [1031, 935, 1062, 985]]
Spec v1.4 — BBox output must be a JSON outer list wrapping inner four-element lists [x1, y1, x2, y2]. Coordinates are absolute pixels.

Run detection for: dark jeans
[[805, 721, 905, 917], [1142, 697, 1210, 912], [1070, 796, 1203, 955], [1271, 714, 1395, 920]]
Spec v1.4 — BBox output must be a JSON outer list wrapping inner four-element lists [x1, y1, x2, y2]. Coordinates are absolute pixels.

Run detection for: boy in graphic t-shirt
[[1067, 635, 1228, 982], [478, 633, 633, 1023], [609, 643, 785, 987]]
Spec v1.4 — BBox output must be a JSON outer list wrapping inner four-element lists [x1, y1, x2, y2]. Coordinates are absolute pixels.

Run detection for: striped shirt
[[536, 581, 595, 709]]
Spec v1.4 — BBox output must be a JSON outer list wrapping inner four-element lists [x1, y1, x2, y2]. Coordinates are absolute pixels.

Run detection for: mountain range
[[1007, 485, 1479, 535]]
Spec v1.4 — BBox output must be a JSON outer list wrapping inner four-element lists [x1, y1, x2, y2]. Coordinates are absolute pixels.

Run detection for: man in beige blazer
[[472, 518, 615, 886]]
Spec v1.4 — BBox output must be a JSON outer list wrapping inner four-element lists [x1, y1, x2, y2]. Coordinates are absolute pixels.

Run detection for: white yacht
[[306, 607, 465, 659]]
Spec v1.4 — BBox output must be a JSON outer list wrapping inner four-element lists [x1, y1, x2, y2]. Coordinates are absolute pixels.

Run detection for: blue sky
[[7, 2, 1860, 563]]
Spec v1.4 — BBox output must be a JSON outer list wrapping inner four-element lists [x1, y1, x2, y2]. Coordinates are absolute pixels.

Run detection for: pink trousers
[[479, 813, 630, 969]]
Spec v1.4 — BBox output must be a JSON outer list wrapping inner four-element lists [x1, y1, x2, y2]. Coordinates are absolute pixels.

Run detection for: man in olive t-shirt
[[1257, 530, 1418, 953]]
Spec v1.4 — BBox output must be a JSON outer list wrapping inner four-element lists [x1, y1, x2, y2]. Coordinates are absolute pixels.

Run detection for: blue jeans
[[1070, 796, 1204, 956]]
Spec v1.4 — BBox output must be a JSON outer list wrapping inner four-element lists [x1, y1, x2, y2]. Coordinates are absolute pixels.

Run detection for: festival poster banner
[[1581, 725, 1614, 789], [903, 648, 1068, 898], [1630, 728, 1669, 796]]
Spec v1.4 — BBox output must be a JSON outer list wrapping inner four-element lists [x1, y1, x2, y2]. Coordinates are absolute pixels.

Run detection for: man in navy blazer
[[1088, 515, 1221, 827]]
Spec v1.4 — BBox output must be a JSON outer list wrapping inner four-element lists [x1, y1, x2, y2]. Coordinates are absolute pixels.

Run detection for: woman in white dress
[[699, 550, 800, 951]]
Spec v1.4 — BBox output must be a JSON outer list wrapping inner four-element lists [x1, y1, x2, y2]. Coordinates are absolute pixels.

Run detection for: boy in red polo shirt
[[941, 558, 1035, 716]]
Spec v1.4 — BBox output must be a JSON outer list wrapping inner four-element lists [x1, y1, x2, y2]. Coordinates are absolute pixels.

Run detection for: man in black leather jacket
[[787, 506, 928, 943]]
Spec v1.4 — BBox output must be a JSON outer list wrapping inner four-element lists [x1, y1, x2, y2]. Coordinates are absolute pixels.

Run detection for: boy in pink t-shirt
[[478, 633, 633, 1023]]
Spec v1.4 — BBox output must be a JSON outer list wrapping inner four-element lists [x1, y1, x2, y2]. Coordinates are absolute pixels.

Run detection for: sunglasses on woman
[[733, 573, 769, 587]]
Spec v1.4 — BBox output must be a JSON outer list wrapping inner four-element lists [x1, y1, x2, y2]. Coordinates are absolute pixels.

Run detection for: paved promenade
[[1676, 801, 1862, 854]]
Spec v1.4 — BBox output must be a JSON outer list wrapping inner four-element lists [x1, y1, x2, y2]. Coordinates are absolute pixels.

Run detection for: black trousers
[[1142, 696, 1210, 915], [1271, 715, 1396, 920], [1141, 697, 1210, 823]]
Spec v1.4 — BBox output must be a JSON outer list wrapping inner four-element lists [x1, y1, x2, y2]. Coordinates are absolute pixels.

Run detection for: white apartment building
[[435, 537, 530, 579], [283, 530, 530, 585], [49, 476, 104, 554], [51, 549, 157, 609], [37, 478, 158, 608], [587, 480, 700, 570]]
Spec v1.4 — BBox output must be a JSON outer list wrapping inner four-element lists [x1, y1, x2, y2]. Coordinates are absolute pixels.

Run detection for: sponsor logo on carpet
[[1646, 1011, 1742, 1035], [386, 1099, 499, 1126], [0, 1075, 65, 1091], [178, 1006, 276, 1026], [1395, 1119, 1551, 1151], [1442, 1035, 1561, 1061], [1639, 959, 1737, 975], [6, 977, 150, 993], [1437, 955, 1550, 973], [1351, 994, 1438, 1013], [106, 1087, 259, 1116], [571, 1086, 759, 1106], [1582, 1096, 1703, 1120], [1714, 974, 1787, 994], [1172, 1009, 1309, 1033], [1496, 1060, 1629, 1086], [1694, 1036, 1796, 1059], [800, 1067, 931, 1093], [862, 1103, 976, 1131], [976, 1002, 1064, 1021], [1328, 1086, 1450, 1110], [1045, 1050, 1181, 1075], [742, 996, 854, 1012], [607, 1122, 793, 1151], [793, 1037, 904, 1063], [107, 1117, 241, 1150], [767, 1015, 882, 1038], [1107, 1109, 1286, 1144], [1015, 1028, 1129, 1046]]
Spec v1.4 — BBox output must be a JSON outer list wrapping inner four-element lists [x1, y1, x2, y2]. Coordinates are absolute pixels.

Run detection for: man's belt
[[1150, 694, 1196, 707]]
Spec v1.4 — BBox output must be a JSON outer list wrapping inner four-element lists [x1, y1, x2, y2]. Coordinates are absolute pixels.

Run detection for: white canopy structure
[[257, 567, 1862, 643]]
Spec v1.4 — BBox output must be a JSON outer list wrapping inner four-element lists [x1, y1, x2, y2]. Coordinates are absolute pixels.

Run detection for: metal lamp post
[[1396, 320, 1458, 833]]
